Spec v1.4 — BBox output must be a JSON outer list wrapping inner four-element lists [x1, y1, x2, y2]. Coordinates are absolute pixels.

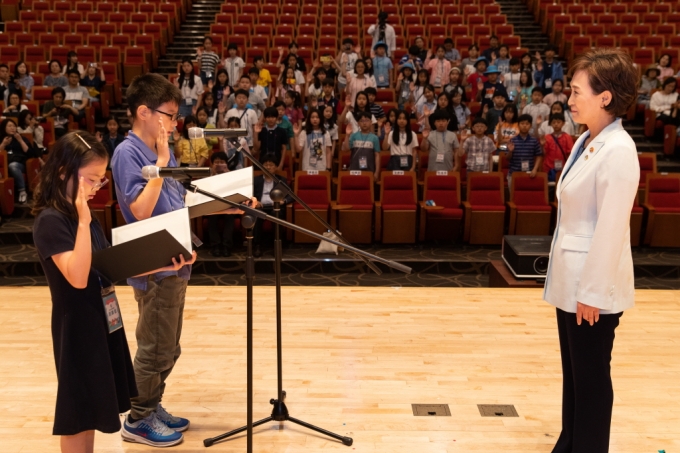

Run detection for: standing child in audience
[[206, 151, 236, 257], [365, 87, 386, 127], [519, 52, 534, 74], [63, 51, 86, 77], [542, 79, 567, 106], [383, 110, 419, 171], [460, 44, 480, 74], [174, 57, 203, 118], [495, 45, 511, 74], [495, 104, 520, 149], [451, 91, 471, 131], [317, 80, 338, 112], [638, 67, 661, 107], [462, 117, 495, 173], [221, 116, 246, 171], [443, 38, 461, 66], [342, 111, 381, 179], [339, 91, 377, 133], [443, 67, 466, 101], [522, 87, 550, 136], [275, 68, 302, 105], [322, 104, 339, 159], [541, 112, 573, 181], [172, 114, 210, 167], [95, 116, 125, 160], [430, 92, 458, 132], [253, 107, 289, 171], [293, 109, 332, 171], [282, 41, 307, 72], [201, 92, 218, 126], [45, 60, 68, 88], [417, 85, 437, 132], [517, 70, 534, 108], [195, 106, 218, 148], [336, 38, 360, 94], [306, 68, 327, 99], [507, 114, 543, 185], [422, 109, 461, 172], [32, 132, 139, 453], [372, 42, 393, 89], [345, 60, 376, 109], [533, 44, 563, 95], [467, 57, 488, 101], [223, 43, 245, 88], [316, 54, 340, 84], [226, 89, 259, 147], [253, 56, 272, 96], [364, 58, 377, 85], [657, 54, 674, 82], [13, 61, 34, 100], [197, 36, 220, 85], [537, 101, 574, 138], [477, 65, 508, 108], [247, 67, 268, 104], [211, 69, 232, 104], [412, 69, 431, 113], [273, 100, 295, 151], [283, 90, 304, 127], [425, 46, 452, 90], [396, 63, 416, 110], [503, 58, 522, 102], [482, 92, 507, 138]]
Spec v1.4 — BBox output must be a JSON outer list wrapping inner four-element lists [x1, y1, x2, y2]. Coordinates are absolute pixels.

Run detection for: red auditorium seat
[[507, 172, 552, 235], [376, 171, 418, 244], [463, 172, 506, 245], [331, 171, 375, 244], [643, 174, 680, 247], [289, 171, 331, 244], [418, 171, 464, 242]]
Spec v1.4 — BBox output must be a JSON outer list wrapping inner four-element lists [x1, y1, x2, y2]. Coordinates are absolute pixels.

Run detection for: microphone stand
[[178, 179, 411, 452]]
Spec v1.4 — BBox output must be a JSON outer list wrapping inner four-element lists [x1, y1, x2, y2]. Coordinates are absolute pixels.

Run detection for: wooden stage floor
[[1, 287, 678, 453]]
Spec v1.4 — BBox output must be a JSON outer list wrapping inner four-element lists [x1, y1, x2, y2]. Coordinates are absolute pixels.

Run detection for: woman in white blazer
[[543, 49, 640, 453]]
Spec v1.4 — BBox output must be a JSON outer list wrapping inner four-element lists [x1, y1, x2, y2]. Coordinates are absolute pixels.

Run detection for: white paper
[[184, 166, 253, 207], [111, 208, 192, 254]]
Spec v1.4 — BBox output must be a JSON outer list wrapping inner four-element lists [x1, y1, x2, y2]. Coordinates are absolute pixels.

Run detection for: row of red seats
[[219, 3, 503, 18]]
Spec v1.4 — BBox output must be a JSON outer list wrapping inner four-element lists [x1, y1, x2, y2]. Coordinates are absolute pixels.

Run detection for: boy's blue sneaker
[[121, 412, 183, 447], [156, 404, 190, 432]]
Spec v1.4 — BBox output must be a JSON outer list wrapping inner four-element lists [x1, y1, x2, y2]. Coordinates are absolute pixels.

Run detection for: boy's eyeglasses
[[155, 109, 182, 122]]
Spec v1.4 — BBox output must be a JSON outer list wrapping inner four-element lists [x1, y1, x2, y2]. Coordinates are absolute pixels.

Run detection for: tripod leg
[[203, 416, 273, 447], [287, 416, 353, 446]]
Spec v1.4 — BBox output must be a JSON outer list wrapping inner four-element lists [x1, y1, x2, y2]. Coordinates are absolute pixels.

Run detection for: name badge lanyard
[[91, 223, 123, 334]]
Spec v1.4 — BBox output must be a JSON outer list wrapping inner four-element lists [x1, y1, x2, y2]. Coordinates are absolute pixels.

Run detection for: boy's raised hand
[[293, 123, 301, 135], [156, 119, 171, 166], [421, 128, 429, 139], [383, 122, 391, 135]]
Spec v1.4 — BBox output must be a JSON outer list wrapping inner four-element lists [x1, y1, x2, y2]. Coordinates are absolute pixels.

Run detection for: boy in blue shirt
[[342, 111, 381, 181], [372, 42, 393, 88], [507, 114, 543, 186]]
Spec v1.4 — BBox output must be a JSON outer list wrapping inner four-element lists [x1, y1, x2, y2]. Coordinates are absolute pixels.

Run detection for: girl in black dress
[[32, 132, 193, 453]]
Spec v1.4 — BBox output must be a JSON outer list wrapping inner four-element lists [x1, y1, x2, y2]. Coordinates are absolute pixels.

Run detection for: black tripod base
[[203, 394, 354, 447]]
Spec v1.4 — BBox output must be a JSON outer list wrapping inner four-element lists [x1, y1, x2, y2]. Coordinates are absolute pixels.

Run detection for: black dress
[[33, 208, 137, 435]]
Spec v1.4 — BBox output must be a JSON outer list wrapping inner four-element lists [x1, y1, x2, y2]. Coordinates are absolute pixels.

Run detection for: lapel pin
[[589, 147, 594, 153], [585, 155, 589, 160]]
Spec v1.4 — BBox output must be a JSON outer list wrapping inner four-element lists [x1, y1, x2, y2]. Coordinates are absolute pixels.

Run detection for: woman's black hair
[[392, 110, 413, 146], [519, 69, 534, 88], [285, 90, 302, 109], [215, 68, 229, 86], [0, 118, 19, 142], [13, 60, 28, 79], [178, 57, 196, 90], [519, 52, 533, 72], [64, 51, 79, 72], [7, 89, 22, 104], [304, 108, 325, 135], [502, 103, 519, 123], [386, 107, 399, 126], [32, 131, 109, 220], [18, 109, 33, 128], [353, 59, 367, 75], [322, 104, 337, 128], [658, 53, 673, 67], [364, 58, 374, 76], [49, 59, 63, 72], [280, 66, 297, 88]]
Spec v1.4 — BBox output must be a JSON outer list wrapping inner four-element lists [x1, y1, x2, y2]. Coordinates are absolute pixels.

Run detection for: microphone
[[142, 166, 211, 180], [188, 127, 248, 139]]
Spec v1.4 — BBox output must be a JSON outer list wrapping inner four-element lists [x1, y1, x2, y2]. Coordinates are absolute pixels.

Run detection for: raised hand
[[95, 131, 103, 142], [507, 141, 515, 152], [207, 79, 214, 90], [383, 122, 392, 135], [345, 123, 353, 135], [75, 176, 92, 225], [491, 52, 497, 62], [253, 123, 262, 134], [293, 122, 301, 135], [483, 104, 489, 114], [354, 45, 361, 54], [172, 78, 180, 87], [463, 66, 472, 76], [536, 115, 543, 125], [1, 136, 12, 147], [397, 72, 404, 82], [409, 81, 415, 91], [217, 101, 226, 114], [427, 49, 433, 58], [278, 46, 284, 55], [477, 80, 484, 92], [197, 47, 203, 56], [156, 119, 171, 165], [536, 60, 543, 71], [421, 128, 429, 139]]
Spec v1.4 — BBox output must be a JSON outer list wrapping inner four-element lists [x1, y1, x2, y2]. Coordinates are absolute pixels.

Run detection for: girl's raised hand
[[75, 176, 92, 225]]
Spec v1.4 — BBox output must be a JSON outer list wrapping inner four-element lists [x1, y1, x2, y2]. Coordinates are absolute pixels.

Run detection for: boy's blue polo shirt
[[111, 131, 191, 290]]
